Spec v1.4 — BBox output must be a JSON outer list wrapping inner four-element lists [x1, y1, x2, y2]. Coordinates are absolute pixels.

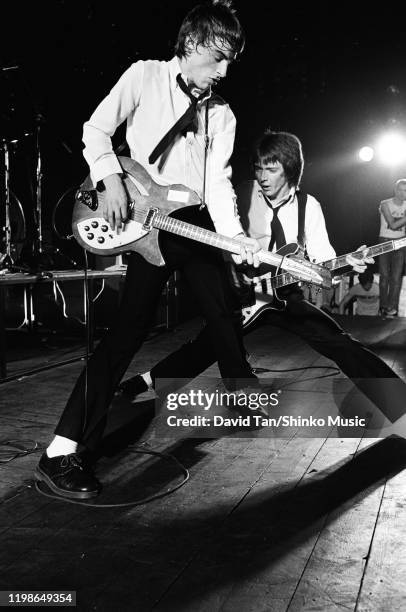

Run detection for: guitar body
[[241, 243, 302, 329], [72, 157, 332, 290], [72, 156, 201, 266], [239, 223, 406, 331]]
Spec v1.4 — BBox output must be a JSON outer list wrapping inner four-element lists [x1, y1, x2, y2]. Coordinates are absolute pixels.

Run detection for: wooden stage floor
[[1, 314, 406, 611]]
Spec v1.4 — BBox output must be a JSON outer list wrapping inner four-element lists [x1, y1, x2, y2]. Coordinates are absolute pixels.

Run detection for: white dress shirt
[[236, 180, 336, 263], [82, 56, 243, 238]]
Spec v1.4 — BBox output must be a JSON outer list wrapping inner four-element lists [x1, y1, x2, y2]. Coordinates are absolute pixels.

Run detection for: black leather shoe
[[118, 374, 149, 399], [35, 453, 101, 499]]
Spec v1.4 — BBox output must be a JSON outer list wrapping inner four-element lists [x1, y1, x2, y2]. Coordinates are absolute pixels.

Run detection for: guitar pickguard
[[76, 217, 149, 250]]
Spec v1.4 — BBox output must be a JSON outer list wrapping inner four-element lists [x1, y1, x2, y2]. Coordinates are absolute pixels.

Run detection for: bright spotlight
[[359, 146, 374, 162], [376, 133, 406, 166]]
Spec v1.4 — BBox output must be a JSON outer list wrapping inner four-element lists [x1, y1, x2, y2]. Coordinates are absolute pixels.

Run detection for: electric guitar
[[241, 237, 406, 329], [72, 157, 331, 288]]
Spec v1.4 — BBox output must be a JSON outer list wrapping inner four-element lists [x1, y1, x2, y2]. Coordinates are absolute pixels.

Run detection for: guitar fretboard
[[152, 211, 320, 274], [129, 205, 330, 286], [154, 213, 239, 253], [323, 240, 404, 271], [256, 238, 406, 291]]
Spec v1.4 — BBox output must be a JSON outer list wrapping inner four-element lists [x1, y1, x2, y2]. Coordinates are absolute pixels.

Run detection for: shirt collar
[[169, 56, 212, 103], [259, 185, 296, 209]]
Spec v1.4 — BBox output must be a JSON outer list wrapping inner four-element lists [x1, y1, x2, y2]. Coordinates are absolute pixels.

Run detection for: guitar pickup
[[142, 207, 158, 231], [76, 189, 98, 211]]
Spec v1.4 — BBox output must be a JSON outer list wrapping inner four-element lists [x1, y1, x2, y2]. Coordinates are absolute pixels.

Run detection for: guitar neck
[[324, 238, 406, 272], [154, 212, 240, 253], [260, 237, 406, 291], [153, 212, 320, 278]]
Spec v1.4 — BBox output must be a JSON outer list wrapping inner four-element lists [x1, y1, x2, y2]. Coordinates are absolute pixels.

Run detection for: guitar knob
[[101, 225, 108, 232], [84, 225, 90, 231], [97, 237, 105, 244], [87, 233, 94, 240], [91, 221, 99, 228]]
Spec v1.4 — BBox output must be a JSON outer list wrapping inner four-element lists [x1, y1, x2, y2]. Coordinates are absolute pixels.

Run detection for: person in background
[[378, 179, 406, 316], [339, 269, 379, 316], [122, 132, 406, 424]]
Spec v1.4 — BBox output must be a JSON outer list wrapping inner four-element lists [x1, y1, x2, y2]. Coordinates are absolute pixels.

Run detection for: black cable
[[82, 248, 91, 437], [52, 187, 75, 240], [34, 447, 190, 508], [253, 365, 340, 374], [252, 364, 341, 389], [0, 439, 43, 463], [1, 439, 189, 508]]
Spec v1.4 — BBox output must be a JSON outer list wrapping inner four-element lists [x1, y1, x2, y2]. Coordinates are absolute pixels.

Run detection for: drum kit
[[1, 65, 80, 275]]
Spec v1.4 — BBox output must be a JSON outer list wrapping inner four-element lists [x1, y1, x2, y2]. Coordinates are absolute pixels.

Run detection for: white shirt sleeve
[[205, 104, 243, 238], [82, 62, 144, 184], [304, 195, 336, 262]]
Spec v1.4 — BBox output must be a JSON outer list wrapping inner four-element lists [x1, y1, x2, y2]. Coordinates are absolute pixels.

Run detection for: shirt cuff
[[213, 217, 244, 239], [88, 155, 123, 186]]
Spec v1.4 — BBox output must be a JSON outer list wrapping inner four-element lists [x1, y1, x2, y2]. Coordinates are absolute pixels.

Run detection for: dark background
[[2, 0, 406, 262]]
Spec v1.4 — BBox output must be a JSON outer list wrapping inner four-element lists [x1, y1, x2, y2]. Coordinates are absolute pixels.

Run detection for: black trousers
[[149, 293, 406, 423], [54, 207, 255, 448]]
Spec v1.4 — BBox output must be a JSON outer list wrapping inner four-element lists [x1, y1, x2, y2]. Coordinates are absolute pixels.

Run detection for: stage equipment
[[376, 132, 406, 166], [359, 146, 374, 162], [0, 138, 27, 271], [51, 186, 84, 269]]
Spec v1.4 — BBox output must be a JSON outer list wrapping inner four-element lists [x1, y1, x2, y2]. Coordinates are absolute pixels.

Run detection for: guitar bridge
[[142, 207, 158, 231]]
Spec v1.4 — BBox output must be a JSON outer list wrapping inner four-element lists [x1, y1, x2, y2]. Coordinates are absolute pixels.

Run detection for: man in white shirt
[[339, 270, 380, 316], [123, 131, 406, 435], [35, 0, 265, 499], [378, 179, 406, 316]]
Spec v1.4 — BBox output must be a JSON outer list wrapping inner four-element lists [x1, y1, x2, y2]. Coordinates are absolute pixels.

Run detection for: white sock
[[141, 371, 153, 388], [46, 436, 78, 458]]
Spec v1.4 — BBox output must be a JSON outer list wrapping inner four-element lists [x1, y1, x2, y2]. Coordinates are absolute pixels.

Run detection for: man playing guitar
[[35, 0, 265, 499], [123, 130, 406, 436]]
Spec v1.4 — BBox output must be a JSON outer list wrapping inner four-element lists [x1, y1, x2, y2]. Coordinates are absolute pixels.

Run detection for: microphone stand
[[34, 113, 43, 256], [28, 112, 46, 270], [0, 139, 13, 270], [0, 139, 29, 273], [30, 112, 80, 271]]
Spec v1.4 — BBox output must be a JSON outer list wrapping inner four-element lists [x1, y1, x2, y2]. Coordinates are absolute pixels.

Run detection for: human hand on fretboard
[[345, 244, 375, 273], [231, 235, 261, 267]]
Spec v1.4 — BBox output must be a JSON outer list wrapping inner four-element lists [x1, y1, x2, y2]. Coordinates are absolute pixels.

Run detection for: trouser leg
[[180, 256, 254, 388], [265, 296, 406, 421], [379, 240, 391, 310], [151, 288, 406, 421], [151, 324, 219, 383], [387, 248, 405, 311], [155, 207, 255, 390], [55, 253, 170, 448]]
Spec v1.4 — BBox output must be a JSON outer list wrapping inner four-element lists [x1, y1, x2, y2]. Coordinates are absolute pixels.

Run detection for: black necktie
[[267, 197, 290, 251], [148, 74, 207, 165]]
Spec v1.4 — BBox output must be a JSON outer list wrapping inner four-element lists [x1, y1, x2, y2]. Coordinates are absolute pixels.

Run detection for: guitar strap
[[296, 190, 308, 250], [274, 190, 308, 303], [114, 101, 210, 210], [200, 101, 210, 210]]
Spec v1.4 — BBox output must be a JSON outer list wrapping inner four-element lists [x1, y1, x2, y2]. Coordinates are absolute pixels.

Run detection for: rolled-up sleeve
[[205, 104, 243, 238], [83, 62, 144, 184]]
